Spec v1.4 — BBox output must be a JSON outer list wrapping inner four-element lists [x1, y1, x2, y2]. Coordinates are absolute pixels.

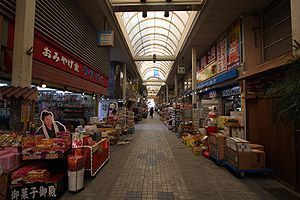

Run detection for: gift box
[[0, 152, 19, 172], [11, 164, 47, 185], [27, 169, 50, 183], [68, 156, 85, 171]]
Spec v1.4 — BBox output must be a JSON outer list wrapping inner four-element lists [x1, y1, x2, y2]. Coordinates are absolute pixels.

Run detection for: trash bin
[[68, 168, 84, 192]]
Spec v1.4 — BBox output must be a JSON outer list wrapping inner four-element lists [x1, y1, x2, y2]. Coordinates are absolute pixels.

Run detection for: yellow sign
[[196, 62, 217, 83]]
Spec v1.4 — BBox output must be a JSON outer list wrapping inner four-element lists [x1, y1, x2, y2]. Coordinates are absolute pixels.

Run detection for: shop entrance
[[35, 87, 96, 131]]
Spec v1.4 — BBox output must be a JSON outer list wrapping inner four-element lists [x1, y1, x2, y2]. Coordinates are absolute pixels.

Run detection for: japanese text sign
[[33, 34, 108, 88]]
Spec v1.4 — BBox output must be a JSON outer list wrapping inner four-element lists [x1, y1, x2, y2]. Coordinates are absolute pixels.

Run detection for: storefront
[[35, 87, 97, 131], [197, 68, 240, 117], [0, 1, 110, 131]]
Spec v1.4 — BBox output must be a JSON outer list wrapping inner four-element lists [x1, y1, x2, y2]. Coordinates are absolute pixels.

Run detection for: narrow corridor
[[61, 115, 300, 200]]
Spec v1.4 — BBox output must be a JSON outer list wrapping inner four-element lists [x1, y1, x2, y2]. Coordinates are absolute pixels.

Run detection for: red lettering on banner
[[33, 33, 108, 87]]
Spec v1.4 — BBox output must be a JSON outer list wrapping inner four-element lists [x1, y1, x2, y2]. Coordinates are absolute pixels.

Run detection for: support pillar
[[10, 0, 36, 131], [166, 84, 169, 104], [122, 64, 127, 101], [11, 0, 36, 87], [192, 47, 197, 104], [174, 74, 178, 103], [291, 0, 300, 56]]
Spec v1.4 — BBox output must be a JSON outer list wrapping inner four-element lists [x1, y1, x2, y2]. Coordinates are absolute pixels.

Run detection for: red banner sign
[[33, 33, 108, 87], [227, 19, 241, 70]]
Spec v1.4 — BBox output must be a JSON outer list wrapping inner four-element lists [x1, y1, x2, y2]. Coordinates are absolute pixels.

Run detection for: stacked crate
[[126, 111, 135, 134], [192, 109, 201, 131]]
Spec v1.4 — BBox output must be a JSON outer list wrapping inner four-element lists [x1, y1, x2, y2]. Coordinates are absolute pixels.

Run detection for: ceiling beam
[[134, 55, 175, 61], [112, 2, 203, 12], [144, 80, 165, 82]]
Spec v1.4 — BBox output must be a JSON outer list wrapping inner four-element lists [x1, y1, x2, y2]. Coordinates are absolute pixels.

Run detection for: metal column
[[123, 64, 127, 101], [192, 47, 197, 104]]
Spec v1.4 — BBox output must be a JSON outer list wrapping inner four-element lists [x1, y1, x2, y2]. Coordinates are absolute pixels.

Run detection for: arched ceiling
[[112, 1, 200, 95]]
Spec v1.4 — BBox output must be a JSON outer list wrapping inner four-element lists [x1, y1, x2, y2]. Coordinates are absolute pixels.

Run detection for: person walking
[[149, 107, 154, 118]]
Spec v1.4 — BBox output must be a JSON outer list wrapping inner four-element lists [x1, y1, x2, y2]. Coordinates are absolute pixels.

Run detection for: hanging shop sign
[[227, 19, 241, 70], [97, 31, 114, 47], [196, 68, 238, 89], [33, 33, 108, 87], [178, 64, 187, 74], [222, 86, 240, 97], [217, 34, 228, 73], [209, 90, 217, 98]]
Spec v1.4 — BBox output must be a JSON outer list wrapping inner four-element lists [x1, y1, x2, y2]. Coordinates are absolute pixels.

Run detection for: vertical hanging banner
[[217, 34, 228, 73], [227, 19, 241, 70]]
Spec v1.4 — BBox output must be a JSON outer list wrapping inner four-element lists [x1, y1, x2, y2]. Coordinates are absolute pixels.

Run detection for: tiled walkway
[[61, 115, 300, 200]]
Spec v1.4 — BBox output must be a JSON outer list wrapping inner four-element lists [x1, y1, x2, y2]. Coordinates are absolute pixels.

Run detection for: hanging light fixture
[[164, 10, 169, 18], [142, 10, 147, 18]]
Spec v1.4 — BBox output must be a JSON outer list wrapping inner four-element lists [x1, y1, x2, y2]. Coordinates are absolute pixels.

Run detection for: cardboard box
[[225, 146, 238, 164], [250, 144, 264, 151], [238, 151, 253, 170], [209, 133, 226, 146], [251, 149, 266, 169], [225, 147, 247, 170], [226, 137, 250, 152], [210, 143, 225, 160], [226, 146, 266, 170]]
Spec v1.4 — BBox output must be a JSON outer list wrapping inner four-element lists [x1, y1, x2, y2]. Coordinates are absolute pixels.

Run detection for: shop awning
[[237, 52, 294, 80], [0, 86, 38, 100]]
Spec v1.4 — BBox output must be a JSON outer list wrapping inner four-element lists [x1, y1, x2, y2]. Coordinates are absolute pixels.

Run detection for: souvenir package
[[0, 148, 21, 172], [22, 134, 71, 159], [0, 133, 24, 147], [27, 169, 50, 183], [67, 156, 85, 171], [72, 132, 83, 148], [11, 164, 47, 185]]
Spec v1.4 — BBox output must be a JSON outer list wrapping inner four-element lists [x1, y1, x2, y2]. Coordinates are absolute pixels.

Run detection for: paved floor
[[61, 114, 300, 200]]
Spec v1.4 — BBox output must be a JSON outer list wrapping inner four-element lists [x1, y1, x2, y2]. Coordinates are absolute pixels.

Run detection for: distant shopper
[[149, 107, 154, 118], [36, 110, 66, 138]]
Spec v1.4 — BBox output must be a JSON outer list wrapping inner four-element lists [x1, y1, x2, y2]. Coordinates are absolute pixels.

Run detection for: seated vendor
[[36, 110, 66, 138]]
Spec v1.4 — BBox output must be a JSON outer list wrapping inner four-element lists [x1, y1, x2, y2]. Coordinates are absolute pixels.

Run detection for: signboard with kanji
[[33, 33, 108, 88], [10, 184, 57, 200]]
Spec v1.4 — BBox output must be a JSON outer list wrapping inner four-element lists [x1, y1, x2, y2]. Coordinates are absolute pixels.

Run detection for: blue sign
[[196, 69, 238, 89], [97, 31, 114, 47], [222, 86, 240, 97]]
